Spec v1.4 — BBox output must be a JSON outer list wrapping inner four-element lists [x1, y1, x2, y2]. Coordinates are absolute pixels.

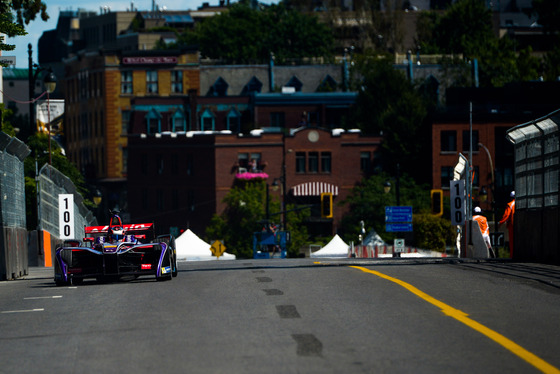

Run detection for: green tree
[[24, 133, 94, 229], [339, 173, 431, 245], [340, 173, 454, 251], [205, 179, 310, 258], [170, 1, 334, 64], [350, 55, 430, 182], [416, 0, 540, 87], [0, 1, 48, 55]]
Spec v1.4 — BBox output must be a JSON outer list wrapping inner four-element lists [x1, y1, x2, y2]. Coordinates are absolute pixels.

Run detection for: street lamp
[[271, 176, 286, 230], [43, 70, 57, 165]]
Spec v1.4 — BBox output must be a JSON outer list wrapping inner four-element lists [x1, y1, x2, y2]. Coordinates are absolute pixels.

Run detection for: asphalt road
[[1, 258, 560, 374]]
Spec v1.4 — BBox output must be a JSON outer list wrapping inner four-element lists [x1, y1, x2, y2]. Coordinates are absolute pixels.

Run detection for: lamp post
[[478, 142, 497, 234], [43, 70, 57, 165]]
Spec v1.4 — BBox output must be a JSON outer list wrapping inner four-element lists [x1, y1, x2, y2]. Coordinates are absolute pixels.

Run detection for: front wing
[[54, 242, 173, 285]]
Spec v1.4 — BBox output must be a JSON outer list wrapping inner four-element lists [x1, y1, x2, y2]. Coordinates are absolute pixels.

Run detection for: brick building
[[127, 127, 381, 236]]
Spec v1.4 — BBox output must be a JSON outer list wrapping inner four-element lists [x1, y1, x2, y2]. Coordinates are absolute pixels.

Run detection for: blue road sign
[[385, 206, 413, 223], [386, 223, 413, 232]]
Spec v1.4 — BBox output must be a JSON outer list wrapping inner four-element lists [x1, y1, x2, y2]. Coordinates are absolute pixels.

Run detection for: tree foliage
[[24, 133, 94, 229], [339, 173, 453, 251], [415, 0, 541, 86], [350, 55, 431, 182], [169, 1, 334, 64], [205, 180, 310, 259], [0, 0, 48, 53]]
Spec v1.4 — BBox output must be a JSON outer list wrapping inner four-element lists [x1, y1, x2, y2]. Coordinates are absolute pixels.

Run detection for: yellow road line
[[350, 266, 560, 374]]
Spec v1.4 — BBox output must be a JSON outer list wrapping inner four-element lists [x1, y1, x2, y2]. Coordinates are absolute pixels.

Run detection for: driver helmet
[[111, 227, 124, 242]]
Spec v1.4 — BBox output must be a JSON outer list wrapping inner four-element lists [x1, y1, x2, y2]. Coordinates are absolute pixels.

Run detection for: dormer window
[[317, 75, 337, 92], [227, 108, 241, 132], [172, 108, 187, 132], [145, 108, 161, 134], [209, 77, 228, 97], [286, 76, 303, 92], [242, 76, 263, 95], [200, 108, 215, 131]]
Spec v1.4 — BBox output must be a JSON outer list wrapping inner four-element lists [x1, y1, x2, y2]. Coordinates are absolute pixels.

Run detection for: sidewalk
[[1, 267, 53, 282]]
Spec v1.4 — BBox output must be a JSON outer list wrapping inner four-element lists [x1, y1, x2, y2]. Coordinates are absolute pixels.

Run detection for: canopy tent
[[311, 234, 349, 258], [363, 229, 386, 247], [175, 229, 236, 261]]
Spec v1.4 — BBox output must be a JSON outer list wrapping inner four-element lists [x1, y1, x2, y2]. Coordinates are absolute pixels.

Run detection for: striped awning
[[292, 182, 339, 196]]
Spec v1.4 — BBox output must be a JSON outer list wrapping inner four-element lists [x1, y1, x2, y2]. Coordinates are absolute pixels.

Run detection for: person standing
[[499, 191, 515, 258], [473, 206, 495, 257]]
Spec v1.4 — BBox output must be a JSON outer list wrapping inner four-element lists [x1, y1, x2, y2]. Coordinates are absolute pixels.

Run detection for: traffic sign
[[210, 240, 226, 258], [385, 223, 413, 232], [450, 180, 466, 225], [385, 206, 413, 223]]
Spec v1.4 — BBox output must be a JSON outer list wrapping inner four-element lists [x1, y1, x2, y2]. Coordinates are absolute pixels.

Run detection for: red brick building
[[127, 127, 381, 236]]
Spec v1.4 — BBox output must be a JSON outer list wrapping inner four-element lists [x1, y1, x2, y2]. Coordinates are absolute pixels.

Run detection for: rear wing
[[85, 223, 154, 235]]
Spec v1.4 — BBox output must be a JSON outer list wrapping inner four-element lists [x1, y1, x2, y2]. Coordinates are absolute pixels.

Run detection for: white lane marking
[[1, 308, 44, 314], [24, 296, 63, 300]]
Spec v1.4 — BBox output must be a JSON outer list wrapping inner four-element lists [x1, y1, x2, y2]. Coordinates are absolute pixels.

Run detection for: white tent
[[311, 234, 349, 258], [175, 229, 236, 261]]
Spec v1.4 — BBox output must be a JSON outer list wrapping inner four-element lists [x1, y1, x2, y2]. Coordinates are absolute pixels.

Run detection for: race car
[[54, 211, 177, 286]]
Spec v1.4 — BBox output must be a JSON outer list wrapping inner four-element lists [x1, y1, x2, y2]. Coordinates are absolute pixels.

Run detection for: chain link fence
[[0, 132, 31, 280], [38, 164, 97, 241]]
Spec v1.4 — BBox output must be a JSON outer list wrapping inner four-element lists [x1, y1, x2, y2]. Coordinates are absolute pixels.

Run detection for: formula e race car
[[54, 212, 177, 286]]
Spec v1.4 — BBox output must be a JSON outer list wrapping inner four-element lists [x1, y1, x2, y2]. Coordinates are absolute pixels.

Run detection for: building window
[[441, 131, 457, 152], [360, 152, 371, 173], [171, 70, 183, 93], [121, 71, 132, 94], [121, 110, 130, 135], [227, 108, 241, 132], [462, 130, 479, 152], [321, 152, 332, 173], [296, 152, 306, 173], [200, 109, 215, 131], [441, 166, 453, 188], [209, 77, 228, 97], [270, 112, 285, 127], [308, 152, 319, 173], [172, 109, 187, 132], [286, 76, 303, 92], [146, 109, 161, 134], [237, 153, 249, 172], [146, 70, 158, 94], [472, 166, 480, 186]]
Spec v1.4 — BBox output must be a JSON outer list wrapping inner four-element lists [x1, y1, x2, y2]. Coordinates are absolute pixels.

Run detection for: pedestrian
[[473, 206, 495, 257], [499, 191, 515, 257]]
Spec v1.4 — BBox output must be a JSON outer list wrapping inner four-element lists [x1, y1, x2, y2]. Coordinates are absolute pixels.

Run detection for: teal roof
[[2, 68, 30, 80]]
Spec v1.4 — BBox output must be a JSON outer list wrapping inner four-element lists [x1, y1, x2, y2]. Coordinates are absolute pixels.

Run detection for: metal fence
[[0, 132, 31, 280], [507, 109, 560, 263], [38, 164, 97, 241]]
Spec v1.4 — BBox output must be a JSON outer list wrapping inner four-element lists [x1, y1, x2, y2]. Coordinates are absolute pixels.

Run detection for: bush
[[413, 213, 455, 252]]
